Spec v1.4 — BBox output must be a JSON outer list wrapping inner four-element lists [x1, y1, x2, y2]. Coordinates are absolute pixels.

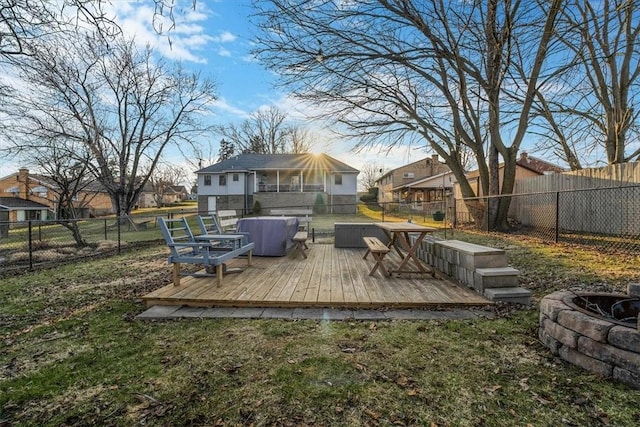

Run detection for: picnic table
[[374, 222, 437, 276]]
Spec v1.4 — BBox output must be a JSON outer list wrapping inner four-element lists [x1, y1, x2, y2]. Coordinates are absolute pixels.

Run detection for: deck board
[[142, 244, 491, 309]]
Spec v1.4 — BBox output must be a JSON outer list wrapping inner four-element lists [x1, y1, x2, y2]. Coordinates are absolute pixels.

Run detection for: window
[[204, 175, 211, 186], [334, 174, 343, 185], [219, 175, 227, 186], [233, 173, 239, 182], [26, 210, 41, 220]]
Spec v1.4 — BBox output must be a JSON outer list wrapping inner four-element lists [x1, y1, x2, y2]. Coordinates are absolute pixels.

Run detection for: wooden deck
[[142, 244, 491, 309]]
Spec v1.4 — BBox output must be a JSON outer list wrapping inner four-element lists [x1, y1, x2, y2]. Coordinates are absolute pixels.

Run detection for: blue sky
[[0, 0, 449, 180], [110, 0, 423, 174]]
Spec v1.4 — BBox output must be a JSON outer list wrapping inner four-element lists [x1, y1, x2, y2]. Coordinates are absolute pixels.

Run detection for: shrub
[[253, 200, 262, 215], [360, 193, 377, 204], [313, 193, 327, 214]]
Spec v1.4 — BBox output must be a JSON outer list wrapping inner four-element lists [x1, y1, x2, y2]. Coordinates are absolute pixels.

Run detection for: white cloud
[[211, 97, 252, 120], [213, 31, 237, 43], [108, 1, 216, 63], [218, 47, 231, 57]]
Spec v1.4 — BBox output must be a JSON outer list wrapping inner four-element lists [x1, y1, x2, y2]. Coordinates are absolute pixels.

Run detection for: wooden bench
[[158, 217, 254, 287], [292, 231, 309, 259], [216, 209, 240, 232], [270, 208, 313, 231], [363, 236, 391, 277]]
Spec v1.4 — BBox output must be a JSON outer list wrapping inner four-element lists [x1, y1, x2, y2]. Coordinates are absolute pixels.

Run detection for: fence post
[[555, 191, 560, 243], [28, 220, 33, 270], [117, 215, 121, 253]]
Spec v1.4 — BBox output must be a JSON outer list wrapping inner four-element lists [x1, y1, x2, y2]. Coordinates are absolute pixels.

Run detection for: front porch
[[142, 244, 490, 309]]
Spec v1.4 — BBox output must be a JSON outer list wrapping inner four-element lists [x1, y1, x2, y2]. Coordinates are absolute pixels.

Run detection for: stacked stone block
[[410, 236, 531, 305], [539, 290, 640, 389]]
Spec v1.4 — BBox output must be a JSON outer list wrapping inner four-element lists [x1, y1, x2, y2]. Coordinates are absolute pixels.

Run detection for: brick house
[[0, 168, 114, 218], [375, 154, 451, 205]]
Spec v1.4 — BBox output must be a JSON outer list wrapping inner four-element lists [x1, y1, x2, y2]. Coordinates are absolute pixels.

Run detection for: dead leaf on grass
[[483, 384, 502, 393], [396, 376, 410, 387], [364, 408, 381, 420], [355, 363, 367, 372], [223, 363, 243, 374]]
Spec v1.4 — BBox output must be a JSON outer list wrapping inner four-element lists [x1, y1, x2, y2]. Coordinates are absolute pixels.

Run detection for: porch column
[[277, 170, 280, 193], [300, 171, 304, 192]]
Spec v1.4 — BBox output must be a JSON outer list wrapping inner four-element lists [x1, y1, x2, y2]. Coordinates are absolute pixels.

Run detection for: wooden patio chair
[[196, 215, 251, 246], [158, 217, 254, 287]]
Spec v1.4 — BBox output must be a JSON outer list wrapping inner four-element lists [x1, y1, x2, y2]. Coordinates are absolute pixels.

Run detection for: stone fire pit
[[539, 284, 640, 389]]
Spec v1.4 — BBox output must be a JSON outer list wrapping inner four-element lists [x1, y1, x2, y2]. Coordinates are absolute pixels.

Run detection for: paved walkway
[[136, 305, 494, 321]]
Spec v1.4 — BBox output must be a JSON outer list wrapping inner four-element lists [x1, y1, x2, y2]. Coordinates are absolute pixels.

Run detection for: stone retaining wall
[[412, 236, 531, 305], [539, 291, 640, 389]]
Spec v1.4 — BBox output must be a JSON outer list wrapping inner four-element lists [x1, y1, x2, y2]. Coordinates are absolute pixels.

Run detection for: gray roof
[[197, 153, 359, 174], [0, 197, 50, 210]]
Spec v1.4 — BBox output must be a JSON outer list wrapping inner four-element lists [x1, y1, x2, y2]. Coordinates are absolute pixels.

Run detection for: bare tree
[[359, 163, 385, 193], [15, 142, 96, 245], [216, 105, 312, 154], [535, 0, 640, 167], [0, 0, 196, 60], [148, 164, 187, 207], [0, 0, 116, 59], [253, 0, 562, 230], [1, 32, 216, 217]]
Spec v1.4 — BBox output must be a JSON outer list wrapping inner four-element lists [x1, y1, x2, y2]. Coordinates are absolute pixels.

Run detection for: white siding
[[199, 172, 252, 196], [329, 173, 358, 195]]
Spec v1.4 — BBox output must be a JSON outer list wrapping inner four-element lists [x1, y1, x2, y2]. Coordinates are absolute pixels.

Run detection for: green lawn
[[1, 209, 640, 426]]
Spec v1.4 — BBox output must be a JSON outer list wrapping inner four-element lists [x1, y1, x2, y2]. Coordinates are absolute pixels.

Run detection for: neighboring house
[[456, 152, 565, 200], [454, 152, 565, 222], [0, 197, 50, 223], [196, 153, 360, 214], [0, 168, 114, 218], [376, 154, 450, 204], [394, 170, 459, 212], [136, 184, 190, 208], [170, 185, 189, 203]]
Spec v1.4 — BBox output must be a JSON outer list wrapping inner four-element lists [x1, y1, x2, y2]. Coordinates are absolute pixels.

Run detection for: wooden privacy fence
[[456, 162, 640, 251]]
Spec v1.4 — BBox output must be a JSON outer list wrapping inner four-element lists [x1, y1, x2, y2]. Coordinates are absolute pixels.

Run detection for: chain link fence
[[0, 213, 165, 275], [456, 185, 640, 254], [5, 187, 634, 275]]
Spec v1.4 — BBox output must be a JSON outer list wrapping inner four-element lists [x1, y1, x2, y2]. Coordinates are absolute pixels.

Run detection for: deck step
[[473, 267, 520, 292], [484, 287, 532, 306]]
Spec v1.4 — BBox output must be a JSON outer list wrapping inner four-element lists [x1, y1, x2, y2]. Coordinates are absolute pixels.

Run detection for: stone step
[[484, 287, 532, 306], [436, 240, 508, 269], [473, 267, 520, 292]]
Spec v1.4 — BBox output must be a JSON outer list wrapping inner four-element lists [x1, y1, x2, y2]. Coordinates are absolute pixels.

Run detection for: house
[[196, 153, 360, 214], [454, 152, 565, 222], [394, 170, 459, 212], [0, 197, 50, 223], [459, 152, 565, 199], [135, 184, 189, 208], [376, 154, 451, 204], [0, 168, 114, 218]]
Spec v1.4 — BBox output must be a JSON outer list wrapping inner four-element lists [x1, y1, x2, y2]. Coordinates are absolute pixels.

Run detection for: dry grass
[[1, 235, 640, 426]]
